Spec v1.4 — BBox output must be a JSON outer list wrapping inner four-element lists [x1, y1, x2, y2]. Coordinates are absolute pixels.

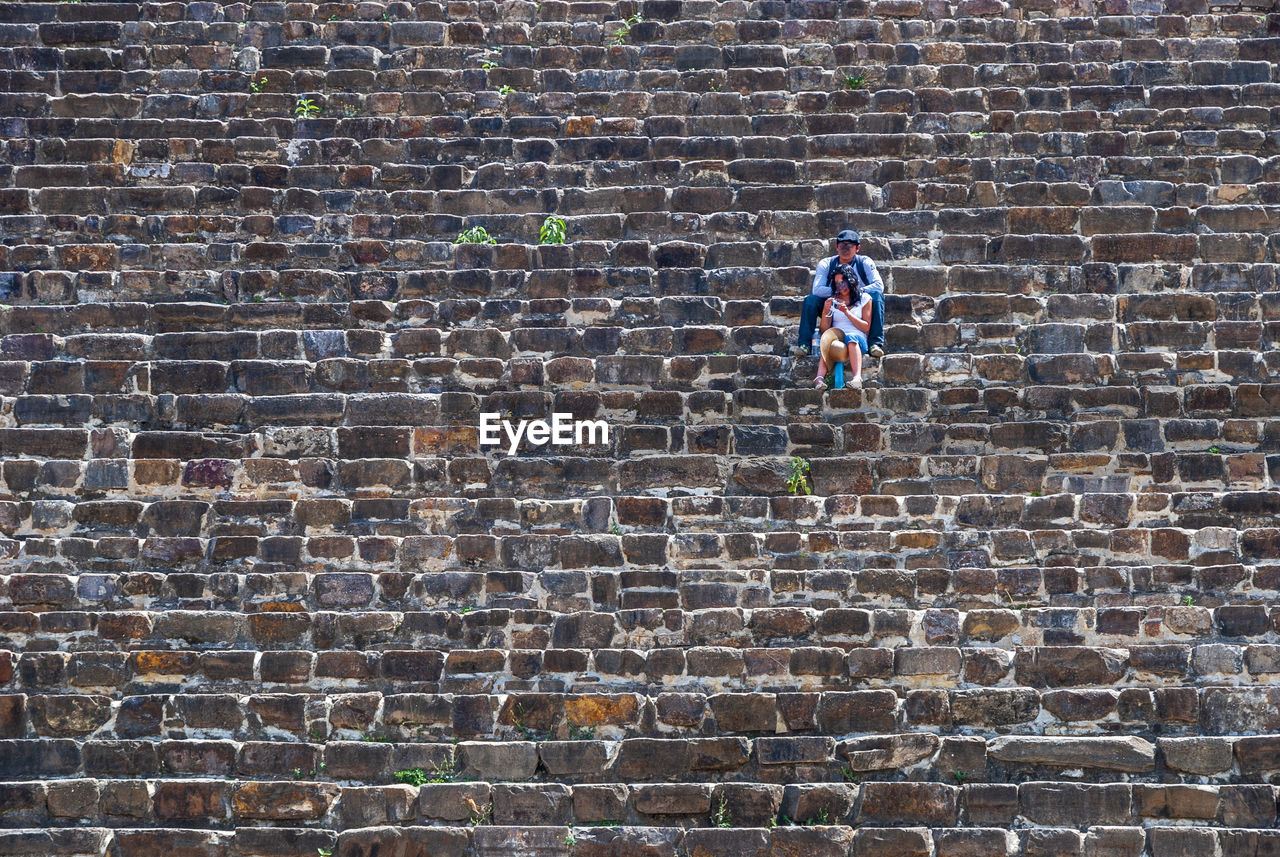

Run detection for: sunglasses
[[837, 240, 857, 246]]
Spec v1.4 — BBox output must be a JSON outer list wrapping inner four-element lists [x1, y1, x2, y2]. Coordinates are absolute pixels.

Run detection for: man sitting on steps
[[796, 229, 885, 360]]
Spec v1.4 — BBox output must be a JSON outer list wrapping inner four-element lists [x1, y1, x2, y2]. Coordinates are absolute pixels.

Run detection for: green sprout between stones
[[249, 76, 267, 93], [711, 796, 732, 828], [294, 97, 322, 118], [317, 850, 333, 857], [480, 49, 500, 70], [466, 796, 493, 825], [454, 225, 498, 245], [497, 84, 516, 96], [539, 215, 567, 244], [1182, 594, 1195, 606], [395, 757, 457, 786], [843, 71, 866, 90], [564, 832, 578, 847], [609, 12, 643, 46], [787, 456, 811, 496]]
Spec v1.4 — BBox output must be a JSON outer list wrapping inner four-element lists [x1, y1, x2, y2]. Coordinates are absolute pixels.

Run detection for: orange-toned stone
[[564, 694, 639, 727]]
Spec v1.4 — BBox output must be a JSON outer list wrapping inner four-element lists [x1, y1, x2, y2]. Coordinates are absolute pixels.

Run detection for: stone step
[[0, 823, 1274, 857], [0, 767, 1277, 829], [3, 633, 1279, 691], [0, 558, 1269, 603], [0, 691, 1273, 756], [0, 289, 1276, 335]]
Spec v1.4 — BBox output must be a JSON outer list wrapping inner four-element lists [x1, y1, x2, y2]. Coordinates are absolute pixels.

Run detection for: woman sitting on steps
[[815, 264, 871, 390]]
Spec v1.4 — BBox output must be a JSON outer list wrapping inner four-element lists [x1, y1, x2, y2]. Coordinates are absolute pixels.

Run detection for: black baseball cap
[[836, 229, 860, 243]]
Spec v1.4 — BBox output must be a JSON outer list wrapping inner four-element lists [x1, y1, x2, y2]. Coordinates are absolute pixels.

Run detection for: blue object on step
[[833, 362, 844, 389]]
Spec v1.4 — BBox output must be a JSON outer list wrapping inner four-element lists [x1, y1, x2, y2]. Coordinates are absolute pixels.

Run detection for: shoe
[[869, 344, 884, 359], [833, 362, 844, 389], [848, 375, 862, 388], [813, 376, 826, 389], [794, 344, 811, 357]]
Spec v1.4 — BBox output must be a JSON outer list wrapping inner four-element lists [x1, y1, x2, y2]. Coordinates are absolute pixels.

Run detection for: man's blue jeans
[[798, 291, 884, 350]]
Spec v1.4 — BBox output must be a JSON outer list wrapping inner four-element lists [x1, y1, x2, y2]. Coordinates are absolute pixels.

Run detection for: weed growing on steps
[[294, 97, 322, 118], [465, 796, 493, 825], [539, 215, 567, 244], [609, 13, 644, 46], [843, 71, 866, 89], [395, 757, 457, 786], [498, 84, 516, 95], [479, 48, 501, 70], [786, 457, 811, 496], [711, 796, 732, 828], [249, 77, 267, 93], [454, 226, 498, 244]]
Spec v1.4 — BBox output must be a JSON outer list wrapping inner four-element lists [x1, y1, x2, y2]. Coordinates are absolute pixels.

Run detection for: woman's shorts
[[823, 327, 868, 356]]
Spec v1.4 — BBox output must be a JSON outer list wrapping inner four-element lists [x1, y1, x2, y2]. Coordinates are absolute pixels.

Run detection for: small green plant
[[395, 768, 429, 787], [804, 808, 830, 825], [710, 82, 720, 92], [480, 49, 500, 70], [318, 850, 333, 857], [608, 12, 643, 46], [953, 770, 967, 784], [293, 768, 303, 779], [843, 71, 866, 90], [786, 457, 811, 496], [465, 796, 493, 825], [511, 703, 540, 740], [249, 76, 267, 93], [711, 796, 732, 828], [841, 766, 859, 783], [294, 96, 322, 118], [1182, 594, 1195, 606], [1208, 445, 1221, 454], [382, 12, 391, 20], [454, 226, 498, 245], [459, 606, 474, 614], [610, 524, 622, 536], [564, 832, 577, 847], [539, 215, 567, 245], [328, 14, 339, 21], [970, 130, 987, 137], [568, 723, 596, 741], [497, 84, 515, 95]]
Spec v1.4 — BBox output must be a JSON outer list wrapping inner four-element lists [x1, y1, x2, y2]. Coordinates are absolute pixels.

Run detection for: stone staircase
[[2, 0, 1280, 855]]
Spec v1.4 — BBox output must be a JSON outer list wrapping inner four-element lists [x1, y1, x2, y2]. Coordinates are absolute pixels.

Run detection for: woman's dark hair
[[833, 263, 861, 303]]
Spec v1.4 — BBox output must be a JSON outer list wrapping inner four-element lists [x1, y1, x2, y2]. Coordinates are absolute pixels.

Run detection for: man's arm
[[859, 255, 885, 291], [811, 256, 832, 296]]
